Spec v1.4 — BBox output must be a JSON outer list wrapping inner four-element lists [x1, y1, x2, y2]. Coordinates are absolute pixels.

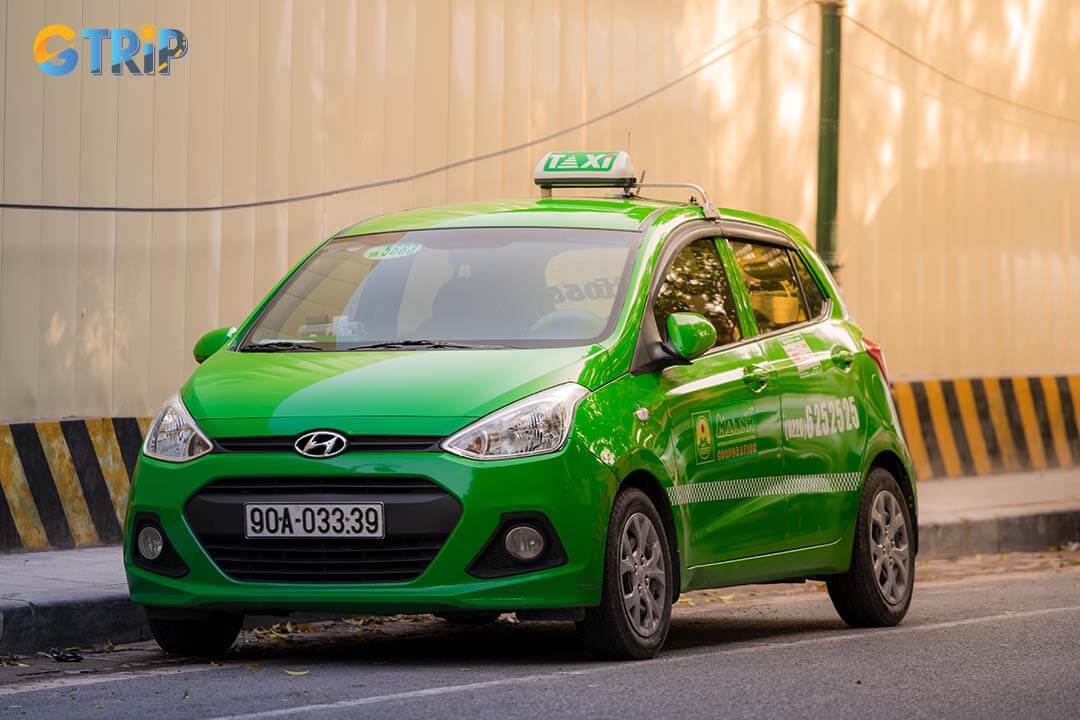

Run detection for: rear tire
[[827, 467, 914, 627], [148, 612, 243, 658], [581, 488, 673, 660]]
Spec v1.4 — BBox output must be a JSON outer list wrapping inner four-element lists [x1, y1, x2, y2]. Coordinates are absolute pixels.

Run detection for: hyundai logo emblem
[[294, 431, 348, 459]]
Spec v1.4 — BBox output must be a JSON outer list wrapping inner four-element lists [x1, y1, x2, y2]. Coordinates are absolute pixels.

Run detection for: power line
[[0, 2, 812, 215], [843, 15, 1080, 128]]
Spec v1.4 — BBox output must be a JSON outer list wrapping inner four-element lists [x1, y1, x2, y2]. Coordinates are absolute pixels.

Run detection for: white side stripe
[[667, 473, 861, 506]]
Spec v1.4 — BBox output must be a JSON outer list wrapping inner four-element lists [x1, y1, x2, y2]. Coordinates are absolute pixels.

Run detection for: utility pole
[[815, 0, 843, 274]]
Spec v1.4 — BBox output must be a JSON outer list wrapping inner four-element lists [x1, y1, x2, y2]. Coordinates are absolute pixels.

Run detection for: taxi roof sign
[[534, 151, 636, 189]]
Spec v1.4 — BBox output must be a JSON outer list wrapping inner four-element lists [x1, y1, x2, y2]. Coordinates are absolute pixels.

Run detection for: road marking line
[[201, 604, 1080, 720]]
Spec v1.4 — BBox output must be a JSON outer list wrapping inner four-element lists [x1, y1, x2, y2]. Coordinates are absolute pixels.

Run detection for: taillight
[[862, 336, 889, 385]]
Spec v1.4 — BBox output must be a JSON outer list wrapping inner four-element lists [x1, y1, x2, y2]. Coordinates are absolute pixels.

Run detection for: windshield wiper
[[239, 340, 324, 352], [345, 340, 510, 351]]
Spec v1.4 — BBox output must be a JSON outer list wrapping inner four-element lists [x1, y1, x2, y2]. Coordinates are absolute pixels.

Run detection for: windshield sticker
[[363, 242, 421, 260], [549, 277, 618, 303], [693, 411, 714, 465], [780, 336, 822, 376], [784, 396, 860, 440]]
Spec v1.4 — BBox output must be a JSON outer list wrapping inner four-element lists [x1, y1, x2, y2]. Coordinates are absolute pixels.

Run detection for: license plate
[[244, 503, 384, 539]]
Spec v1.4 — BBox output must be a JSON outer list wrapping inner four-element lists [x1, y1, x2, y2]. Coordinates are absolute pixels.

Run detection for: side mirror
[[193, 327, 237, 364], [665, 313, 716, 361]]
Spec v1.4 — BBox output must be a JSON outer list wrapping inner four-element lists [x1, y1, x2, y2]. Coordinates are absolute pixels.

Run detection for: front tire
[[148, 612, 243, 658], [581, 488, 673, 660], [827, 467, 914, 627]]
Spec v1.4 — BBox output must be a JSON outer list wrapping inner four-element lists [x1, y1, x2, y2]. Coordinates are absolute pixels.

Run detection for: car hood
[[182, 346, 609, 436]]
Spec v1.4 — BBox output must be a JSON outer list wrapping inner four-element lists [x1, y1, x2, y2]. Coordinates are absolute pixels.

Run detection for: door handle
[[743, 364, 771, 392], [831, 346, 855, 371]]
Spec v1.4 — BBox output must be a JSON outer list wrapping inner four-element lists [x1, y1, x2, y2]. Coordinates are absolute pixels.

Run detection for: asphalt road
[[2, 550, 1078, 720]]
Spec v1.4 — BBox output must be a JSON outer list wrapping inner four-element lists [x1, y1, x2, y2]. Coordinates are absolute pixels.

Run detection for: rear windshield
[[240, 227, 640, 350]]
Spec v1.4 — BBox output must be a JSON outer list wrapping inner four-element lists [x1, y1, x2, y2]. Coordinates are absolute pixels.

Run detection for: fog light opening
[[137, 525, 164, 561], [504, 525, 545, 562]]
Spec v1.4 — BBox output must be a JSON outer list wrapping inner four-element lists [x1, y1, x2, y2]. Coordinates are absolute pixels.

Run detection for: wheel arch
[[869, 450, 918, 555], [618, 469, 683, 602]]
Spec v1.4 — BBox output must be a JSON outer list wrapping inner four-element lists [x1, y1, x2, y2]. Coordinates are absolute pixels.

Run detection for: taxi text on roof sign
[[534, 150, 637, 189], [542, 152, 619, 172]]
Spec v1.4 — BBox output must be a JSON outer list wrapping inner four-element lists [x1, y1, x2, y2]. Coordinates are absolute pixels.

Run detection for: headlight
[[143, 394, 212, 463], [442, 383, 589, 460]]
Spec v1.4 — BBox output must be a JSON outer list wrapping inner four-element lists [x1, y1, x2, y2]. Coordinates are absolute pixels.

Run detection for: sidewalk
[[2, 469, 1078, 654], [918, 469, 1080, 558]]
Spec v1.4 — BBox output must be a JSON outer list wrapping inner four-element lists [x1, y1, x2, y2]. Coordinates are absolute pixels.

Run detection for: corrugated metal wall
[[0, 0, 1076, 423]]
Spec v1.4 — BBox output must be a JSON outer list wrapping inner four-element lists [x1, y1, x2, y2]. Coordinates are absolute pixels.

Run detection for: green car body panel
[[125, 195, 916, 615]]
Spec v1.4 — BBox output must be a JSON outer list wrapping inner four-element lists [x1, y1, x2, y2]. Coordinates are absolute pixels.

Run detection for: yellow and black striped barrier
[[0, 374, 1078, 552], [892, 375, 1080, 482], [0, 418, 149, 552]]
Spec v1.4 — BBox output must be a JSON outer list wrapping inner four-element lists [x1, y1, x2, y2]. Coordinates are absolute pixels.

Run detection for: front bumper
[[124, 438, 616, 614]]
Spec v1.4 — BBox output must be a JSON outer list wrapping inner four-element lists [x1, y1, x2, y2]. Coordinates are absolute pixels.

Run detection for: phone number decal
[[784, 396, 860, 440]]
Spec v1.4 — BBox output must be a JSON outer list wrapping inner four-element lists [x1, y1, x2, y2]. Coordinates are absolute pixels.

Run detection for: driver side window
[[653, 238, 741, 348]]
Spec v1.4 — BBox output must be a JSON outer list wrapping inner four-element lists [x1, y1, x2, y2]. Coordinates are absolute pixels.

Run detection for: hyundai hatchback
[[126, 152, 917, 660]]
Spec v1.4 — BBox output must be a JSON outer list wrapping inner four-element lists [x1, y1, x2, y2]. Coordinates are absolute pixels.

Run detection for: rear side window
[[790, 251, 826, 318], [653, 238, 741, 347], [729, 241, 814, 334]]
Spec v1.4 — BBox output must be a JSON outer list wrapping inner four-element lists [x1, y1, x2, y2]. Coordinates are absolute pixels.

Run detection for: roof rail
[[629, 182, 720, 219]]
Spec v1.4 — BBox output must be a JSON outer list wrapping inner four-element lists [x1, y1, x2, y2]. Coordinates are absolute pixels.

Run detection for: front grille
[[214, 435, 443, 453], [186, 476, 461, 584], [201, 535, 445, 583]]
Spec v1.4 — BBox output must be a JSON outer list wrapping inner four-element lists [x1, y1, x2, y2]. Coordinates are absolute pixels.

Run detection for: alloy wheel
[[619, 511, 666, 637], [868, 490, 910, 605]]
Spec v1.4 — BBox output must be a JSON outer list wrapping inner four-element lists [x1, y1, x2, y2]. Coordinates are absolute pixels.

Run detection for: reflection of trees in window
[[653, 239, 741, 346]]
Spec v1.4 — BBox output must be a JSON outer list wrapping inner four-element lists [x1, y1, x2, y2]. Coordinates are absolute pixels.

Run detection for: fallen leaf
[[975, 554, 983, 561], [181, 689, 191, 700], [247, 663, 262, 673], [716, 593, 737, 603], [95, 704, 104, 710], [284, 669, 310, 677]]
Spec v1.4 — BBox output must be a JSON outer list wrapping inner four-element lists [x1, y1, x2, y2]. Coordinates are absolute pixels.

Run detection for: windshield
[[240, 227, 640, 351]]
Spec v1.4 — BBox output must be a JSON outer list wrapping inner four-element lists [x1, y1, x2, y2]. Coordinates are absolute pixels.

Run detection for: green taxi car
[[127, 152, 917, 660]]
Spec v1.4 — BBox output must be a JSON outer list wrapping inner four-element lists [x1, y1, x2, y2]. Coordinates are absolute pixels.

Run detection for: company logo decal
[[693, 411, 714, 464], [294, 431, 348, 459], [34, 24, 188, 77], [691, 404, 759, 465]]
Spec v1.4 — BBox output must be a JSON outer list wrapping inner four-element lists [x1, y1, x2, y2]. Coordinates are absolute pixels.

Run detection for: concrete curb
[[3, 509, 1079, 654], [919, 508, 1080, 559], [0, 592, 149, 655]]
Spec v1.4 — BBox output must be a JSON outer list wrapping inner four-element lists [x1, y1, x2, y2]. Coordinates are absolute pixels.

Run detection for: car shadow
[[207, 612, 847, 669]]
